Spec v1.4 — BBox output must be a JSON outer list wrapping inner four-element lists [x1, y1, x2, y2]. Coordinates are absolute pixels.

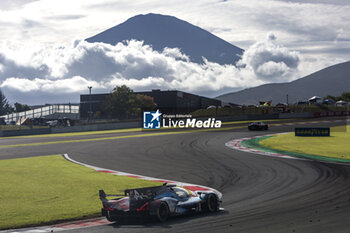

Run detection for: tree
[[103, 86, 156, 119], [0, 89, 12, 115], [103, 85, 137, 119], [14, 102, 31, 112], [135, 94, 157, 112], [341, 92, 350, 102], [324, 92, 350, 102], [323, 95, 337, 101]]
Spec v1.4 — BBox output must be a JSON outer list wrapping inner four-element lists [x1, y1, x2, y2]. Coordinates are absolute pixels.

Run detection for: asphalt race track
[[1, 118, 350, 233]]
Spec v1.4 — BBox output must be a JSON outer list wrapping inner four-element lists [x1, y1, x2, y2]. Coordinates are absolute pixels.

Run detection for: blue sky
[[0, 0, 349, 104]]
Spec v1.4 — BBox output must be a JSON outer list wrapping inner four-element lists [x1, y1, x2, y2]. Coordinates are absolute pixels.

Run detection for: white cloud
[[0, 33, 345, 104], [237, 33, 300, 81], [162, 47, 190, 62], [1, 77, 39, 92], [0, 0, 38, 10], [0, 39, 263, 103], [1, 76, 101, 93]]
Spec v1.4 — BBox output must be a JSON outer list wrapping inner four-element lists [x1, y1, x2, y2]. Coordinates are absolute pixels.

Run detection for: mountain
[[86, 13, 243, 65], [216, 61, 350, 105]]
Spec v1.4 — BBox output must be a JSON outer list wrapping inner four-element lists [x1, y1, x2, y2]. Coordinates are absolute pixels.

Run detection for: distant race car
[[99, 183, 221, 223], [248, 121, 269, 130]]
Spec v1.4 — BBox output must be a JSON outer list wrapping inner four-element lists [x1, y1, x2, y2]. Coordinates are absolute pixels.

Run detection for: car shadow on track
[[109, 209, 229, 229]]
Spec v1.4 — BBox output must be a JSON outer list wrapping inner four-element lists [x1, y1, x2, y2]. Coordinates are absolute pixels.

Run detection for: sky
[[0, 0, 349, 105]]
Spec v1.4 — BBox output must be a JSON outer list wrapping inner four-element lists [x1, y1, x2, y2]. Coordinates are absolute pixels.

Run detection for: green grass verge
[[259, 125, 350, 161], [0, 155, 159, 230]]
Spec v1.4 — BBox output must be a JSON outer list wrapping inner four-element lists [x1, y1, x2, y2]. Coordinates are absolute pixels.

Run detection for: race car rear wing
[[99, 190, 126, 201]]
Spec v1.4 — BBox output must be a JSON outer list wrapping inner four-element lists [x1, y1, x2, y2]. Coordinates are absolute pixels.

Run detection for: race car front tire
[[203, 194, 219, 212]]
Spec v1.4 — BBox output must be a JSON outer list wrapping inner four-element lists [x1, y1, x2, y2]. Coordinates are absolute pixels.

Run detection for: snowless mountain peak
[[86, 13, 244, 65]]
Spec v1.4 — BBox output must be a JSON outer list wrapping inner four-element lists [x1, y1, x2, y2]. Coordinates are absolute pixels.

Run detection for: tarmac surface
[[1, 118, 350, 233]]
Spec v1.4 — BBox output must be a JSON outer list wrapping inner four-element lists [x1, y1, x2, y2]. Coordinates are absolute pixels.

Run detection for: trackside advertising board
[[295, 128, 330, 136]]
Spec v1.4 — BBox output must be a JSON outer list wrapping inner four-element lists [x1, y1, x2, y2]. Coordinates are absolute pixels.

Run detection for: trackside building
[[80, 89, 221, 119]]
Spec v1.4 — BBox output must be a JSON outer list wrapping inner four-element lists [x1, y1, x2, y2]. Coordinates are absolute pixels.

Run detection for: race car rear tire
[[106, 210, 115, 222], [156, 202, 170, 222], [203, 194, 219, 212]]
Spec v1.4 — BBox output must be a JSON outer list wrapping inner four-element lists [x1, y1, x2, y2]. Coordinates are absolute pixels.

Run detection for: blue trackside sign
[[295, 128, 330, 136]]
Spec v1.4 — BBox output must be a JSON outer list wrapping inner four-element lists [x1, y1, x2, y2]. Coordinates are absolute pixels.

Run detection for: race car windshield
[[173, 188, 189, 198]]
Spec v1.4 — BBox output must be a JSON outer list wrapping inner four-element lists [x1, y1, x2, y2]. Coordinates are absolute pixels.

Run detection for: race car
[[248, 121, 269, 130], [99, 183, 221, 223]]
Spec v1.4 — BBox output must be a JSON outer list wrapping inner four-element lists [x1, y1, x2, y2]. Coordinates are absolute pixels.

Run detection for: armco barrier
[[314, 111, 350, 118], [247, 113, 279, 120], [50, 121, 139, 133], [0, 128, 51, 137], [279, 112, 313, 119], [207, 114, 280, 122], [0, 121, 140, 137], [214, 113, 313, 121]]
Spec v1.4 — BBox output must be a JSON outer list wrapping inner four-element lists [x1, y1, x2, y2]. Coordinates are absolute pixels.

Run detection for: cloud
[[0, 39, 267, 104], [1, 76, 101, 93], [0, 34, 330, 105], [271, 0, 350, 5], [237, 33, 300, 81], [0, 0, 348, 88], [45, 15, 86, 21], [0, 0, 38, 10]]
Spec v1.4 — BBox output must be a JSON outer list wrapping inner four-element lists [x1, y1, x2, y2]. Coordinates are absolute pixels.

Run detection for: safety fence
[[0, 104, 79, 123]]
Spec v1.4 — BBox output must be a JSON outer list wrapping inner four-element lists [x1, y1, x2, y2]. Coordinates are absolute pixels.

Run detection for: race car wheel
[[156, 202, 170, 222], [204, 194, 218, 212], [264, 125, 268, 130], [106, 210, 114, 222]]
